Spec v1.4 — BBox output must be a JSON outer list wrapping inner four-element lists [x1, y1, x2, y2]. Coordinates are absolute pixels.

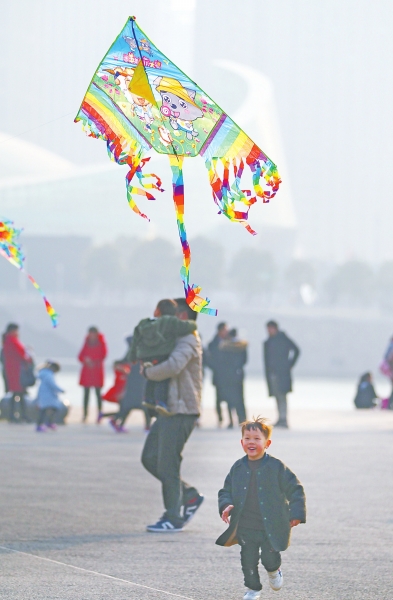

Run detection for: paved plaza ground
[[1, 407, 393, 599]]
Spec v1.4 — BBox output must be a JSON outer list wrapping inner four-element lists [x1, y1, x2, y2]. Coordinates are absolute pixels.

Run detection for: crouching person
[[216, 418, 306, 600], [36, 362, 64, 432]]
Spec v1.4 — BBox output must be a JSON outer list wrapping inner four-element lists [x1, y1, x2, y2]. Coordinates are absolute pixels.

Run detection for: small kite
[[75, 17, 281, 315], [0, 220, 58, 327]]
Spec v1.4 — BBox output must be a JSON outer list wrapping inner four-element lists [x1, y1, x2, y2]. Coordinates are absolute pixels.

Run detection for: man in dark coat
[[263, 321, 300, 428], [215, 328, 247, 426], [206, 322, 230, 426]]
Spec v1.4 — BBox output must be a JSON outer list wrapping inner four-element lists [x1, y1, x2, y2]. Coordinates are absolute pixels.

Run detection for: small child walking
[[128, 299, 196, 415], [97, 361, 131, 429], [216, 417, 306, 600], [36, 362, 64, 432]]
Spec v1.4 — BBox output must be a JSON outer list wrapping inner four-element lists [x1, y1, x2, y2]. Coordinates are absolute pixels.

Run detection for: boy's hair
[[156, 298, 178, 316], [174, 297, 198, 321], [241, 417, 273, 440]]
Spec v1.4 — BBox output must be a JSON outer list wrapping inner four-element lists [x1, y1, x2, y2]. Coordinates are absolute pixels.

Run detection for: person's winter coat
[[216, 454, 306, 552], [119, 337, 146, 410], [145, 332, 202, 415], [120, 362, 146, 409], [78, 334, 107, 388], [263, 331, 300, 396], [2, 333, 30, 392], [354, 381, 377, 409], [215, 339, 248, 407], [36, 368, 64, 409], [206, 334, 223, 386], [128, 316, 196, 362], [102, 365, 130, 403]]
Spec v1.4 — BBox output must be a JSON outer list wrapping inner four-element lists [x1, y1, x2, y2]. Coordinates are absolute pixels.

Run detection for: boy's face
[[241, 427, 271, 460]]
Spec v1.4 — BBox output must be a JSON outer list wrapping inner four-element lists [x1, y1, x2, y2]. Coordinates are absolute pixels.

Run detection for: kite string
[[0, 112, 74, 147], [169, 155, 217, 316]]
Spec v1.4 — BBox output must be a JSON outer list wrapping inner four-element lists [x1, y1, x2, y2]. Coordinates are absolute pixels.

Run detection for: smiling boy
[[216, 418, 306, 600]]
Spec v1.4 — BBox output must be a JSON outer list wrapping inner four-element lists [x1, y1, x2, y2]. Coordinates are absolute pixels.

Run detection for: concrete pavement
[[1, 411, 393, 599]]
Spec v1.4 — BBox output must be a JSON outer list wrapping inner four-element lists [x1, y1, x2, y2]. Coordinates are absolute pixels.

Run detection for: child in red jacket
[[98, 361, 130, 430]]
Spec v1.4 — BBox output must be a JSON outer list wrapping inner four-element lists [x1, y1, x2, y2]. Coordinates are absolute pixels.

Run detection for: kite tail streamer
[[169, 155, 217, 316], [126, 154, 164, 221], [204, 156, 281, 235], [26, 274, 59, 327], [0, 222, 58, 327]]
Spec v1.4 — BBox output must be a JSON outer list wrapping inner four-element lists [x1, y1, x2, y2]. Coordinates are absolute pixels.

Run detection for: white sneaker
[[243, 590, 261, 600], [268, 568, 283, 591]]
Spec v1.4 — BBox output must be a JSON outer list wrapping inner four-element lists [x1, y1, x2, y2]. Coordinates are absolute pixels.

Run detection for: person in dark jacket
[[263, 321, 300, 428], [216, 328, 247, 426], [216, 418, 306, 600], [98, 336, 150, 432], [206, 322, 231, 426], [354, 372, 378, 409]]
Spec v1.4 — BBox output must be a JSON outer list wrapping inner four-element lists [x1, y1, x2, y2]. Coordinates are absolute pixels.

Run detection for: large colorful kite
[[0, 220, 58, 326], [75, 16, 281, 315]]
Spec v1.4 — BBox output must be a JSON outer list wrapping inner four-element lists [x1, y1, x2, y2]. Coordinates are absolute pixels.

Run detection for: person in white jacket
[[141, 298, 204, 532]]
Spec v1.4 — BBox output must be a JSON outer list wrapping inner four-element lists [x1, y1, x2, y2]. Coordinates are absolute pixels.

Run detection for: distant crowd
[[1, 300, 393, 433]]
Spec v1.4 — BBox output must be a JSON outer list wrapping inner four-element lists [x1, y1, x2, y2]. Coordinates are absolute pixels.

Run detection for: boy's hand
[[290, 519, 301, 528], [221, 505, 234, 524]]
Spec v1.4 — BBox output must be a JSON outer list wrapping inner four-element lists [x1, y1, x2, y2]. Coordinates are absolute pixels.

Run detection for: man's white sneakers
[[268, 568, 283, 591], [243, 590, 260, 600]]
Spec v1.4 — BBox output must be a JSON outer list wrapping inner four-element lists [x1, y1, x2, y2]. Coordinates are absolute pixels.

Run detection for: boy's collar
[[241, 453, 268, 464]]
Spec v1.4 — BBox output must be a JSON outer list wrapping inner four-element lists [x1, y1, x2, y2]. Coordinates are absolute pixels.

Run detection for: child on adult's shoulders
[[128, 299, 197, 416], [216, 417, 306, 600]]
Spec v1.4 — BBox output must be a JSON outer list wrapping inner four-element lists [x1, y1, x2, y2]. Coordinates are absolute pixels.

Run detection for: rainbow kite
[[0, 221, 58, 327], [75, 16, 281, 315]]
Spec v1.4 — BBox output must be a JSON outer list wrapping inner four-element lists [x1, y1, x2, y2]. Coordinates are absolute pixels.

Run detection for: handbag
[[20, 361, 36, 388]]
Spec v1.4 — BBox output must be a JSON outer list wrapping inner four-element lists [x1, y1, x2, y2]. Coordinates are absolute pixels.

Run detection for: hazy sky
[[1, 0, 393, 264]]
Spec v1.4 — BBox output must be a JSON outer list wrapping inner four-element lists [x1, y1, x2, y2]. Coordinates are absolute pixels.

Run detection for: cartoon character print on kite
[[158, 126, 174, 148], [139, 38, 153, 56], [124, 35, 152, 57], [106, 67, 154, 132], [154, 77, 203, 141], [123, 36, 137, 51]]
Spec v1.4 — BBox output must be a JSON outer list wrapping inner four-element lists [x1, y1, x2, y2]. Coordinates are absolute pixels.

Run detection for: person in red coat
[[78, 326, 107, 422], [2, 323, 32, 422]]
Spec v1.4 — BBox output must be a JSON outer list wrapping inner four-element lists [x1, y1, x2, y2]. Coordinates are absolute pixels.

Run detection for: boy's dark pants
[[141, 414, 199, 526], [237, 527, 281, 591]]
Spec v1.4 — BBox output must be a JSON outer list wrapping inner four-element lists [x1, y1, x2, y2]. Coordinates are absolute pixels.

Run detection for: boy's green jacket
[[216, 454, 306, 552], [128, 315, 197, 362]]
